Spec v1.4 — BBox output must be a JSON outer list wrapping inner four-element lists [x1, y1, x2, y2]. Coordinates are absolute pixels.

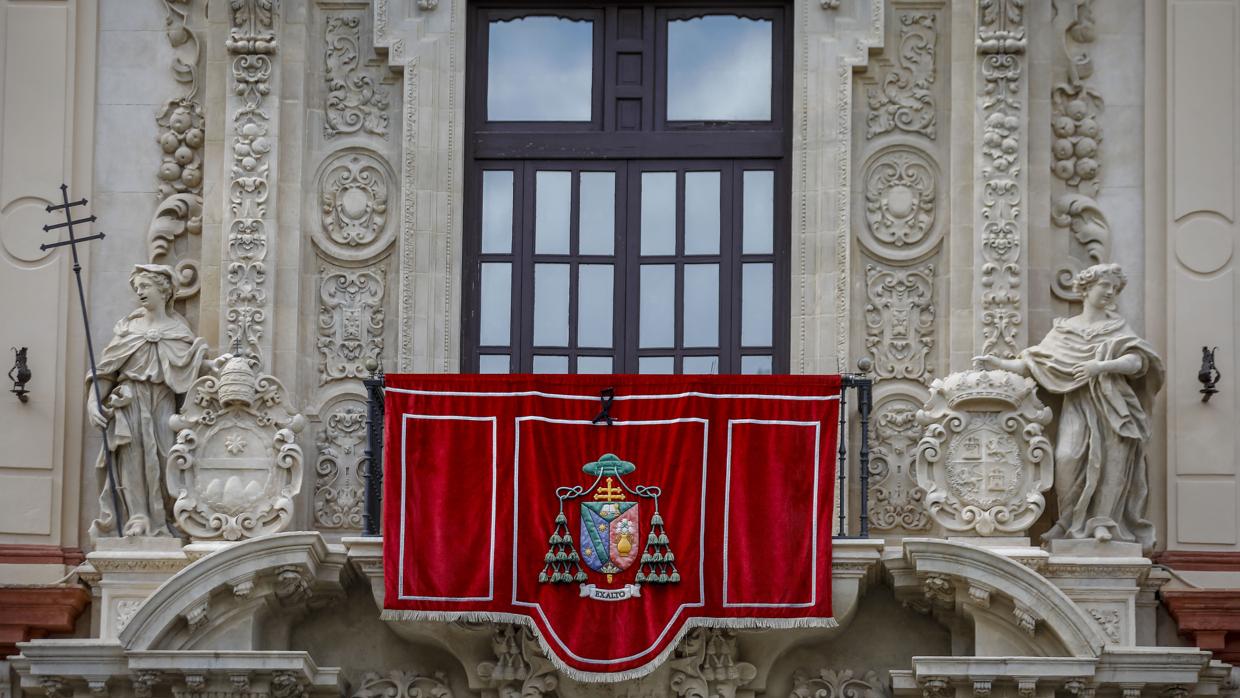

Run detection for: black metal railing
[[362, 372, 873, 538]]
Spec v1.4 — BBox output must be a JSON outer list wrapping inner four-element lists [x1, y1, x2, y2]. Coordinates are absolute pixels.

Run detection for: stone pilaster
[[974, 0, 1029, 357]]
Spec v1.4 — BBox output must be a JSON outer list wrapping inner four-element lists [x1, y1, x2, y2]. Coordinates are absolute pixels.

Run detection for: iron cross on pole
[[41, 183, 124, 536]]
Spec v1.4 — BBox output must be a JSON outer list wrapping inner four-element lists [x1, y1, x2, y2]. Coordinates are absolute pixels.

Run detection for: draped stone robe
[[88, 311, 208, 538], [1020, 315, 1164, 551]]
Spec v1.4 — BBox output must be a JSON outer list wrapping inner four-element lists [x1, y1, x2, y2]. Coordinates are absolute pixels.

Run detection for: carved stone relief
[[318, 265, 385, 383], [791, 669, 889, 698], [868, 396, 932, 532], [224, 0, 278, 357], [862, 147, 938, 261], [1050, 0, 1111, 299], [668, 628, 755, 698], [313, 397, 368, 530], [324, 15, 391, 139], [315, 150, 395, 260], [151, 1, 205, 310], [1088, 607, 1121, 643], [353, 672, 452, 698], [867, 12, 938, 140], [976, 0, 1027, 358], [167, 349, 305, 541], [477, 624, 559, 698], [915, 370, 1053, 536], [864, 264, 935, 383]]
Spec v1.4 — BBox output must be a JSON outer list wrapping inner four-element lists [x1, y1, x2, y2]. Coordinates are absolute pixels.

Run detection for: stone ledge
[[0, 585, 91, 657]]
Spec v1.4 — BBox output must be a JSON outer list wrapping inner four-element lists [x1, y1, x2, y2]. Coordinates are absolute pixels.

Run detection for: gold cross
[[593, 477, 626, 501]]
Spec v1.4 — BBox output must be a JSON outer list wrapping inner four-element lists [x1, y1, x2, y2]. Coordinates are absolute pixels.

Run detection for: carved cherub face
[[131, 271, 172, 312]]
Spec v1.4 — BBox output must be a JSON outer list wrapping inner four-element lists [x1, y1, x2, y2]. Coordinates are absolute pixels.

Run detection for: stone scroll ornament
[[914, 370, 1054, 536], [167, 346, 305, 541]]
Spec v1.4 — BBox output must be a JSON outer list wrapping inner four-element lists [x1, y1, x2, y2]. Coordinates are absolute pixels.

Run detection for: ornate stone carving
[[820, 0, 841, 8], [1088, 607, 1121, 643], [167, 348, 305, 541], [225, 0, 278, 357], [272, 672, 308, 698], [975, 264, 1163, 551], [318, 266, 385, 382], [914, 370, 1053, 536], [670, 628, 756, 698], [867, 13, 937, 140], [477, 624, 559, 698], [315, 151, 395, 260], [791, 670, 887, 698], [114, 599, 143, 633], [862, 147, 938, 260], [865, 264, 935, 382], [88, 265, 209, 541], [313, 398, 367, 529], [353, 672, 452, 698], [976, 0, 1027, 359], [868, 396, 931, 531], [325, 15, 390, 139], [1050, 0, 1110, 300]]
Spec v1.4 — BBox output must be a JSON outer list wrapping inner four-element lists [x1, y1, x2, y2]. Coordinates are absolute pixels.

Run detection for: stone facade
[[1, 0, 1240, 696]]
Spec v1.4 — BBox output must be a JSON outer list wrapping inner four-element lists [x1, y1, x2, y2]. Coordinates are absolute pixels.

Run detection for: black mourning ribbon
[[592, 387, 616, 426]]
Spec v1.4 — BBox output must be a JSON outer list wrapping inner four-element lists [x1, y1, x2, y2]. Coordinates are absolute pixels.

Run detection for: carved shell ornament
[[861, 147, 939, 260]]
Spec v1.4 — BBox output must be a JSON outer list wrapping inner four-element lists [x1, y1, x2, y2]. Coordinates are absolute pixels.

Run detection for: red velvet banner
[[381, 374, 841, 680]]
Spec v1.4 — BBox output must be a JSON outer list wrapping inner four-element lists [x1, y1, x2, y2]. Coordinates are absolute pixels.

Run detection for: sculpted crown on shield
[[166, 346, 306, 541], [914, 370, 1054, 536], [540, 454, 679, 601]]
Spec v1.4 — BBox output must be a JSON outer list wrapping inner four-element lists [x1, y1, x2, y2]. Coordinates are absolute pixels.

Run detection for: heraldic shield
[[540, 453, 679, 601]]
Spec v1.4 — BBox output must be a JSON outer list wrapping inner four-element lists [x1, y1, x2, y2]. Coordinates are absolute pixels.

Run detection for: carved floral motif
[[313, 399, 367, 529], [477, 624, 559, 698], [865, 264, 935, 382], [325, 16, 390, 139], [862, 148, 937, 258], [1088, 607, 1121, 643], [670, 628, 756, 698], [318, 266, 385, 383], [790, 669, 888, 698], [353, 672, 452, 698], [867, 13, 938, 140], [868, 397, 931, 531], [977, 0, 1026, 359]]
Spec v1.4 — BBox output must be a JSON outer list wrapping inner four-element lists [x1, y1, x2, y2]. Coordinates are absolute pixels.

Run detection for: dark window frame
[[463, 0, 792, 375]]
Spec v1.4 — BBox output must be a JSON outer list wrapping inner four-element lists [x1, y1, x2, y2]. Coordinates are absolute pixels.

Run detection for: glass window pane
[[741, 355, 772, 375], [479, 354, 510, 373], [683, 356, 718, 374], [641, 172, 676, 255], [639, 356, 674, 374], [481, 171, 513, 253], [639, 264, 675, 348], [667, 16, 772, 121], [488, 17, 593, 121], [684, 172, 720, 255], [579, 172, 615, 255], [535, 171, 571, 254], [578, 264, 613, 348], [533, 355, 569, 373], [742, 170, 774, 254], [577, 356, 613, 374], [683, 264, 718, 347], [742, 262, 773, 347], [480, 263, 511, 346], [534, 263, 570, 346]]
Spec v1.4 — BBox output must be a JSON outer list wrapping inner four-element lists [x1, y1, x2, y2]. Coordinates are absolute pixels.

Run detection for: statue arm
[[973, 355, 1030, 375], [1100, 352, 1145, 377]]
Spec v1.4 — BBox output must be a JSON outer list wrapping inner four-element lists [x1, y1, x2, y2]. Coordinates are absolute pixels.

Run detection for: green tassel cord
[[539, 510, 586, 584], [637, 508, 680, 585]]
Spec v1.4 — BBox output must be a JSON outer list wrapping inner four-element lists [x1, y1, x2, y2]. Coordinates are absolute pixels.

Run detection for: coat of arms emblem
[[539, 454, 679, 601]]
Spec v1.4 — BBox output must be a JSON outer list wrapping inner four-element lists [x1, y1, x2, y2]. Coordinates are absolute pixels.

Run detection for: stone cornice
[[0, 585, 91, 656], [1162, 589, 1240, 664], [1156, 551, 1240, 572]]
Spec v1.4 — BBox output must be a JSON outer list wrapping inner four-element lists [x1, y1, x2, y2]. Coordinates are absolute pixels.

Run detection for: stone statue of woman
[[88, 264, 209, 540], [974, 263, 1164, 551]]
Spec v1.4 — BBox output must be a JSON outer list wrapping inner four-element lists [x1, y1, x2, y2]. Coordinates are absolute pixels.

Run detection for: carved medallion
[[318, 265, 385, 383], [864, 264, 935, 382], [315, 150, 395, 260], [862, 147, 938, 260], [915, 370, 1052, 536]]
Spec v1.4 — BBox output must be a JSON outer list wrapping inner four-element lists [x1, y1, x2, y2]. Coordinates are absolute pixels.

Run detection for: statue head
[[129, 264, 177, 313], [1072, 263, 1126, 311]]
